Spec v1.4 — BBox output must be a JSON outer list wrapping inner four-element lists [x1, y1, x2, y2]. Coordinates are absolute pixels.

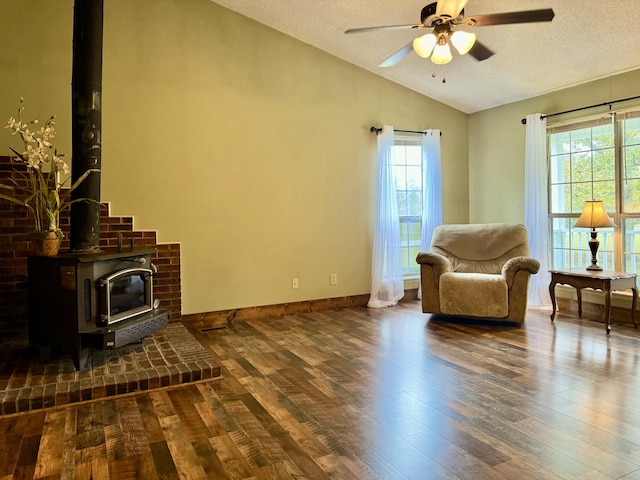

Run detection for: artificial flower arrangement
[[1, 98, 99, 245]]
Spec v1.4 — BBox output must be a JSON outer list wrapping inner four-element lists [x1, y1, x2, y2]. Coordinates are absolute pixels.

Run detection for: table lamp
[[574, 200, 616, 271]]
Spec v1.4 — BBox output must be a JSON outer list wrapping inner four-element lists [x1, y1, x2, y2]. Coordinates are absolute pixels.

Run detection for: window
[[392, 135, 423, 276], [548, 111, 640, 272]]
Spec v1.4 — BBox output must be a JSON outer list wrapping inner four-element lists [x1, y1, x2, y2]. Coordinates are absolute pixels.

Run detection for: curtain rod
[[520, 94, 640, 124], [370, 126, 442, 136]]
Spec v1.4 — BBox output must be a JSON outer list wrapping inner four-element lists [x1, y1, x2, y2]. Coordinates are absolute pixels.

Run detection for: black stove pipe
[[70, 0, 103, 253]]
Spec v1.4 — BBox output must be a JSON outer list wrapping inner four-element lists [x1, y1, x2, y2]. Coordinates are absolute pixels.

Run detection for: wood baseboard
[[181, 289, 419, 330], [181, 290, 636, 331]]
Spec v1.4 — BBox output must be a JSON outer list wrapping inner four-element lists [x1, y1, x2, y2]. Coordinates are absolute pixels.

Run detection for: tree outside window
[[392, 136, 422, 276], [548, 112, 640, 272]]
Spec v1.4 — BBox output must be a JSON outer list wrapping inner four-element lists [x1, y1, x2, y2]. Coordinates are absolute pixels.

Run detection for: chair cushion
[[439, 272, 508, 318], [430, 223, 530, 274]]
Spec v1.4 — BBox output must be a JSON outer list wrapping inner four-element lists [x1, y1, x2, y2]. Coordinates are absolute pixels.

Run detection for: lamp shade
[[574, 200, 616, 228], [450, 31, 476, 55], [431, 42, 452, 65], [413, 33, 437, 58]]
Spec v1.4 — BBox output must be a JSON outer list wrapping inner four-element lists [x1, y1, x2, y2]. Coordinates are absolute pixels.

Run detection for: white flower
[[24, 145, 41, 168], [5, 117, 22, 133], [39, 122, 55, 140], [2, 99, 98, 233], [22, 128, 35, 143]]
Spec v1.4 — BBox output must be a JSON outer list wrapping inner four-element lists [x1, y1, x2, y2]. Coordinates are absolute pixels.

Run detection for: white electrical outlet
[[292, 277, 299, 289], [330, 273, 338, 285]]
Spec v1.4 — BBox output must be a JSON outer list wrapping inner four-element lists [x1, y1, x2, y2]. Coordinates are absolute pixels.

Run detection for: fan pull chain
[[431, 65, 446, 84]]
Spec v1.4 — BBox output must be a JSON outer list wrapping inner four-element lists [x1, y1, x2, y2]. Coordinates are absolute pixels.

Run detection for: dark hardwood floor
[[2, 300, 640, 479]]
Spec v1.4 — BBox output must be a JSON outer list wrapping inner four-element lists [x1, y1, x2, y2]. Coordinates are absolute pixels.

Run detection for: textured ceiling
[[210, 0, 640, 114]]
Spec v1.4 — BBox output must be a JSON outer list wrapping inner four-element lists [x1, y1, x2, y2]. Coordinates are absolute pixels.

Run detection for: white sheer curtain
[[418, 130, 443, 298], [420, 129, 443, 253], [524, 113, 551, 308], [368, 125, 405, 308]]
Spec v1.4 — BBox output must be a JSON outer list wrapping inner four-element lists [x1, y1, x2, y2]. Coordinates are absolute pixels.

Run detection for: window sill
[[404, 275, 420, 290]]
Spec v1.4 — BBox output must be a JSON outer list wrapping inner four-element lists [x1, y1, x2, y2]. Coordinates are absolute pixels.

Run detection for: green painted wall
[[468, 70, 640, 309], [1, 0, 469, 314], [468, 69, 640, 224]]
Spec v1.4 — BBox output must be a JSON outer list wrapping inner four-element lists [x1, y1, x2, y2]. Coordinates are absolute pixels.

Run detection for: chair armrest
[[502, 256, 540, 288], [416, 252, 452, 270], [416, 252, 452, 287]]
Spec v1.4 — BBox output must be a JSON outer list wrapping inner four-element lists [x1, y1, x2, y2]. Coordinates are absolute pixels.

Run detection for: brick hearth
[[0, 323, 221, 415], [0, 155, 182, 344]]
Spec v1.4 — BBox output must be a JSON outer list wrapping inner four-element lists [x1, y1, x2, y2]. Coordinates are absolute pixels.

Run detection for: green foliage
[[549, 116, 640, 273], [2, 99, 100, 232], [393, 142, 423, 275]]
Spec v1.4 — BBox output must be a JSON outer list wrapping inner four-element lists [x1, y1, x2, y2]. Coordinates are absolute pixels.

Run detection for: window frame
[[391, 134, 423, 277], [547, 109, 640, 273]]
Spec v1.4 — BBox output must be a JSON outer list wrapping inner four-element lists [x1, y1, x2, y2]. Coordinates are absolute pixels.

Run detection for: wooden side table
[[549, 269, 638, 334]]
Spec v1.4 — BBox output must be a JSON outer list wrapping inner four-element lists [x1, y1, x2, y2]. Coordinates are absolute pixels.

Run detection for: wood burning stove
[[28, 248, 168, 370], [99, 263, 155, 325], [25, 1, 169, 371]]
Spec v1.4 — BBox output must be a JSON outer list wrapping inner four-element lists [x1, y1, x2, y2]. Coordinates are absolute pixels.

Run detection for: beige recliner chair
[[416, 223, 540, 323]]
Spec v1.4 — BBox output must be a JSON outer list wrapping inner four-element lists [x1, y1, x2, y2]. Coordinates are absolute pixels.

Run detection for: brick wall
[[0, 156, 181, 344]]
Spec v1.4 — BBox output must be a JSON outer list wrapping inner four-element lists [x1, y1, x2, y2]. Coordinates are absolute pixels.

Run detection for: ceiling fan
[[345, 0, 555, 67]]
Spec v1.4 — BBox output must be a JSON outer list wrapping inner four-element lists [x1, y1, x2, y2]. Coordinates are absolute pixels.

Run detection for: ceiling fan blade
[[378, 42, 414, 68], [463, 9, 554, 27], [345, 24, 420, 34], [435, 0, 469, 19], [467, 41, 494, 61]]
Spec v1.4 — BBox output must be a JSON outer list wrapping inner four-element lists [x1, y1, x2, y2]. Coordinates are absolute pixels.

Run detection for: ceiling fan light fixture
[[450, 30, 476, 55], [413, 33, 437, 58], [346, 5, 554, 69], [431, 41, 452, 65]]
